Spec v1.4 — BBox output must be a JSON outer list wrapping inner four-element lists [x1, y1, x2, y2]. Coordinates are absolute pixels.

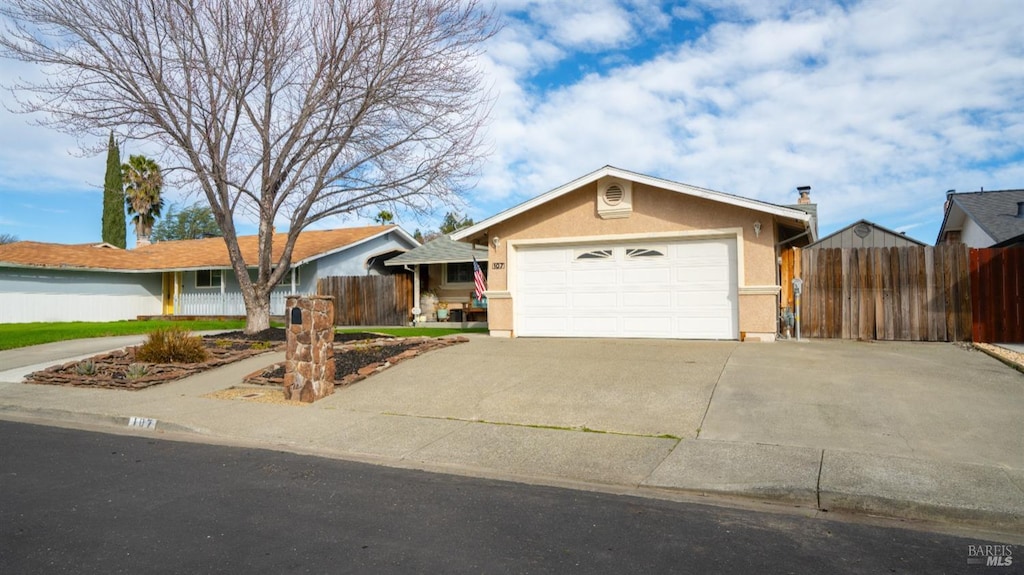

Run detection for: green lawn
[[0, 321, 487, 352], [336, 326, 488, 338], [0, 319, 248, 351]]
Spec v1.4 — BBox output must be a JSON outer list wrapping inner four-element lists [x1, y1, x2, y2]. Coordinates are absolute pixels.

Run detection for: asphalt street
[[1, 421, 1014, 574]]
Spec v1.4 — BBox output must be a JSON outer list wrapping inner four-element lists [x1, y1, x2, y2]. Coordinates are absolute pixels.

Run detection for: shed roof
[[807, 219, 927, 248]]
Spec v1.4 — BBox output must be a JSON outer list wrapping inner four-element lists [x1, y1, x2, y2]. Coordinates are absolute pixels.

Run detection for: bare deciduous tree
[[1, 0, 496, 332]]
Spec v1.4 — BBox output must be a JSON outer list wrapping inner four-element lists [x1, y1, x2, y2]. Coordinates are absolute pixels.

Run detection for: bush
[[136, 326, 209, 363]]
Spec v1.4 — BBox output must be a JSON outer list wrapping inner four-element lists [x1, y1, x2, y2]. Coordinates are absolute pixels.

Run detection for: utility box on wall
[[284, 295, 335, 403]]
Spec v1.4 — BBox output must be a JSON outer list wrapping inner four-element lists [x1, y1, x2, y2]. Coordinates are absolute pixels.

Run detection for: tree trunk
[[243, 290, 272, 334]]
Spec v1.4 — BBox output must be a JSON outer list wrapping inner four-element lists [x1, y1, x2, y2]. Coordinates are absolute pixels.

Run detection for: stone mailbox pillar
[[284, 295, 335, 403]]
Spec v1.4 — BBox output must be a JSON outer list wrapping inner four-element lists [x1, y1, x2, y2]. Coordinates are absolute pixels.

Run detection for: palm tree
[[122, 155, 164, 246]]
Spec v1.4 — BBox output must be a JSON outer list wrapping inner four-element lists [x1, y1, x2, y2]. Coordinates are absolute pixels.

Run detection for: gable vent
[[604, 184, 624, 205], [597, 177, 632, 219]]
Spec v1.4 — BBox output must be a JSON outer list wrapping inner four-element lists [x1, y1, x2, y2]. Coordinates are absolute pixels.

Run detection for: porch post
[[291, 267, 297, 294], [413, 265, 421, 323]]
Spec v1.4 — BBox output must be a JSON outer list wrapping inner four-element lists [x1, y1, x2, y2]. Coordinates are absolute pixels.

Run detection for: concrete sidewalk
[[0, 336, 1022, 538]]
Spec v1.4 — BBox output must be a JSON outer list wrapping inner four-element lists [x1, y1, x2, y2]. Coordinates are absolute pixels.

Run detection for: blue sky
[[2, 0, 1023, 247]]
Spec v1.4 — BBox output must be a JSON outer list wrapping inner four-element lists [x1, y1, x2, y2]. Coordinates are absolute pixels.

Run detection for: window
[[445, 262, 475, 284], [195, 269, 222, 289], [575, 249, 613, 260], [626, 247, 665, 259]]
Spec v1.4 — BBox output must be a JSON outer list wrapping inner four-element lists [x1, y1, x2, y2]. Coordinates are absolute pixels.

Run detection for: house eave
[[452, 165, 812, 242]]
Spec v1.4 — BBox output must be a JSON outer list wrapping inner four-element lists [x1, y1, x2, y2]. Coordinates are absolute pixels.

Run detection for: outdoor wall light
[[753, 221, 762, 237], [491, 236, 501, 248]]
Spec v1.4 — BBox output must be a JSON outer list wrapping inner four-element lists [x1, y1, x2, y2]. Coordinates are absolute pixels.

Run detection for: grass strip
[[0, 319, 248, 351]]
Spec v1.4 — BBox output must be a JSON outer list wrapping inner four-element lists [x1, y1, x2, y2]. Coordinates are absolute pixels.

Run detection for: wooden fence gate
[[970, 247, 1024, 343], [797, 245, 971, 341], [316, 274, 413, 326]]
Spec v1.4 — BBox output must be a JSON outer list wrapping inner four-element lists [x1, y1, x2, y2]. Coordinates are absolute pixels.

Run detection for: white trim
[[739, 285, 782, 295], [489, 330, 513, 338], [452, 166, 811, 242], [484, 290, 511, 299], [292, 225, 419, 267]]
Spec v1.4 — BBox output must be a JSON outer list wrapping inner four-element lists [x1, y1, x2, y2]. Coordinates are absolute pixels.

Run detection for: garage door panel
[[521, 270, 568, 288], [570, 267, 618, 285], [517, 239, 739, 339], [519, 291, 568, 309], [571, 316, 620, 335], [623, 267, 672, 285]]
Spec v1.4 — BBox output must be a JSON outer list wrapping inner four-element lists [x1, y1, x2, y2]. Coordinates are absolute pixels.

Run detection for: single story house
[[451, 166, 817, 341], [0, 225, 417, 323], [937, 189, 1024, 247], [384, 235, 488, 321], [806, 219, 927, 249]]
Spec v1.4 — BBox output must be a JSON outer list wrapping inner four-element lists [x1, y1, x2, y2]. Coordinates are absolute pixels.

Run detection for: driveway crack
[[696, 344, 735, 439]]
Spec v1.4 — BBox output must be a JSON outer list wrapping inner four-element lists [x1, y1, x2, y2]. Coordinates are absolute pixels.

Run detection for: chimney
[[797, 186, 811, 204], [1017, 201, 1024, 219], [943, 189, 955, 213]]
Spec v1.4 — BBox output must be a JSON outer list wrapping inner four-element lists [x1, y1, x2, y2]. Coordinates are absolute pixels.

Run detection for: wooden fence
[[797, 245, 971, 341], [316, 274, 413, 326], [970, 247, 1024, 343]]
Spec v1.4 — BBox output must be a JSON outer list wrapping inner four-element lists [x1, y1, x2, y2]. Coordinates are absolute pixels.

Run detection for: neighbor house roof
[[937, 189, 1024, 245], [384, 235, 487, 266], [0, 225, 413, 272], [452, 165, 816, 243]]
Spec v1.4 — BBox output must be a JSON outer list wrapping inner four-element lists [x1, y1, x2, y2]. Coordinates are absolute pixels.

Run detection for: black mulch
[[260, 342, 415, 381], [207, 329, 393, 343]]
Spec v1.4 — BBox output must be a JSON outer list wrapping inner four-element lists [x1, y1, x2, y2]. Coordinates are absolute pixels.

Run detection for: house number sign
[[492, 262, 505, 269]]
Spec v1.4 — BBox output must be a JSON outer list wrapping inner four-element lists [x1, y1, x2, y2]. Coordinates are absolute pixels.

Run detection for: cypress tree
[[101, 132, 126, 248]]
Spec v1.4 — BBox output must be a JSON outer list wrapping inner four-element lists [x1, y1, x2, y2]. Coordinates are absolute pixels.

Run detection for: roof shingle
[[0, 226, 396, 271]]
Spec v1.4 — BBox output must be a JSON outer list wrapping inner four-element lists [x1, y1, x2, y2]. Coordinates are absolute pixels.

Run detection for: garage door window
[[626, 247, 665, 259], [574, 249, 613, 260]]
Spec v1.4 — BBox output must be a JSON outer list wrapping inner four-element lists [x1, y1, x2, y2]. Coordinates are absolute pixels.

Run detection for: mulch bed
[[24, 329, 462, 391], [243, 336, 467, 388]]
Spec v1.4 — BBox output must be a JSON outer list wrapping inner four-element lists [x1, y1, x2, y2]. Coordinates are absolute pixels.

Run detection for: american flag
[[473, 255, 487, 301]]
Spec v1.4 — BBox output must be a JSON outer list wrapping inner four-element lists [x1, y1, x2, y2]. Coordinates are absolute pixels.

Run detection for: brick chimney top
[[797, 186, 811, 204]]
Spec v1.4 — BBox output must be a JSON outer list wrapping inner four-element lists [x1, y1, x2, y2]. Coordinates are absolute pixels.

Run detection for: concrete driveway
[[332, 336, 1024, 469], [333, 337, 737, 438]]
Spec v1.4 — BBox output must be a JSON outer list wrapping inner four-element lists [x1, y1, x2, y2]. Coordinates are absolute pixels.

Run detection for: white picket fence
[[174, 291, 304, 316]]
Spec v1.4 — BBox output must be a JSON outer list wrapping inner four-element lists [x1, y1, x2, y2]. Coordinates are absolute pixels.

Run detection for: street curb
[[0, 405, 203, 436], [2, 404, 1023, 536]]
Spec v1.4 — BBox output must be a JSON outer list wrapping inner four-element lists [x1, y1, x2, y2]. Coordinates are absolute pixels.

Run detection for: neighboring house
[[807, 219, 927, 249], [0, 225, 417, 323], [450, 165, 817, 341], [937, 189, 1024, 247], [384, 235, 488, 320]]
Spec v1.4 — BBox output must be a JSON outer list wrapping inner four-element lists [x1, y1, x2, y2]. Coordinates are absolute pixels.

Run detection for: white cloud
[[470, 0, 1024, 238]]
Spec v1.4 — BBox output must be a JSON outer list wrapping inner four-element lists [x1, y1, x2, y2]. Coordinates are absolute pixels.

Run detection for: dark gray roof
[[384, 236, 487, 266], [951, 190, 1024, 244]]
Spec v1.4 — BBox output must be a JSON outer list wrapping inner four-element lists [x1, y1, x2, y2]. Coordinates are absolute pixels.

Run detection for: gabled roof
[[0, 225, 415, 272], [937, 189, 1024, 245], [384, 235, 487, 266], [452, 165, 815, 242], [808, 219, 927, 248]]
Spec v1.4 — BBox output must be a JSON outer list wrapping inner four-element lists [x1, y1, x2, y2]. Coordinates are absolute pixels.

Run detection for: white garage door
[[515, 238, 738, 339]]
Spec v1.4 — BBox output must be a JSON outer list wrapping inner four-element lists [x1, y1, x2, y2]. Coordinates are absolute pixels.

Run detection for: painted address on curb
[[127, 416, 157, 430]]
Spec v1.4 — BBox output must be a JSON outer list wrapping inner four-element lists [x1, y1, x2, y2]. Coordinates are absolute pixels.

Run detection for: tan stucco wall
[[481, 181, 784, 338]]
